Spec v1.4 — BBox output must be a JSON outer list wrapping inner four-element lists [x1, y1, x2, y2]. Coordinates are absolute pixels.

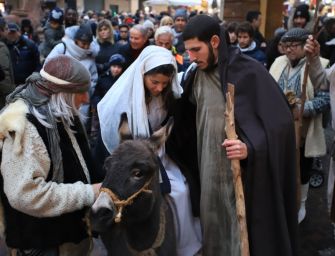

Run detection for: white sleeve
[[44, 43, 65, 64], [0, 121, 95, 218]]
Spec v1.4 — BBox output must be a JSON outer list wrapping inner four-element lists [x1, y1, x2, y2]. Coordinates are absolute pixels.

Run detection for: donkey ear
[[118, 113, 133, 142], [149, 117, 174, 151]]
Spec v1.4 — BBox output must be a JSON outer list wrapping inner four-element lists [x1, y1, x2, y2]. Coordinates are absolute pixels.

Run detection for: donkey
[[90, 113, 176, 256]]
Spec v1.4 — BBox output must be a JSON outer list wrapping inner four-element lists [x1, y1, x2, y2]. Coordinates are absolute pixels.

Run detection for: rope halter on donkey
[[100, 177, 153, 223]]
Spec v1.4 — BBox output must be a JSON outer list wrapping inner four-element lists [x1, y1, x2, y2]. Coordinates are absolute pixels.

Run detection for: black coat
[[167, 30, 298, 256], [6, 36, 41, 85], [0, 66, 4, 81], [95, 41, 119, 74], [118, 41, 150, 70], [91, 72, 120, 108]]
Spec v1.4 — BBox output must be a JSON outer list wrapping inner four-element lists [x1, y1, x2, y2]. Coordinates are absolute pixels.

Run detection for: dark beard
[[203, 43, 217, 72]]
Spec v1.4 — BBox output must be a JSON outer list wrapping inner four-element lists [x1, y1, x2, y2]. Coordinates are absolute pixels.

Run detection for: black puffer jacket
[[95, 41, 119, 74]]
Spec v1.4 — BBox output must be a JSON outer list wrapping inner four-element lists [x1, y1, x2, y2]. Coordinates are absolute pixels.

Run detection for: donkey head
[[91, 113, 173, 233]]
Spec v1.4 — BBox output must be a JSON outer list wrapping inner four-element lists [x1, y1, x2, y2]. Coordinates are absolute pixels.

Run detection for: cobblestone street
[[299, 127, 335, 256]]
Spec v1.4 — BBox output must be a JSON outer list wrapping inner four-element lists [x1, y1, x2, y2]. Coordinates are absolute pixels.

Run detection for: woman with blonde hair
[[95, 19, 118, 75], [160, 15, 174, 27]]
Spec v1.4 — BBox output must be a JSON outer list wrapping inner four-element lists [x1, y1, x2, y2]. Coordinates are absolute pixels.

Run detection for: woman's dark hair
[[236, 21, 254, 38], [266, 30, 286, 69], [226, 21, 238, 33], [144, 64, 176, 111], [183, 14, 220, 43]]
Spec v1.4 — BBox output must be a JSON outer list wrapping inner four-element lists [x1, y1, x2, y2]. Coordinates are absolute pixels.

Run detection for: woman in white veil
[[98, 45, 202, 255]]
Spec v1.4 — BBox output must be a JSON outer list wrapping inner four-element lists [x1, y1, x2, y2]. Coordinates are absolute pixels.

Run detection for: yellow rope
[[100, 178, 153, 223]]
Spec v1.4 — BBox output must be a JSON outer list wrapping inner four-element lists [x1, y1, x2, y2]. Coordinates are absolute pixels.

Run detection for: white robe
[[98, 45, 201, 255], [148, 96, 202, 256]]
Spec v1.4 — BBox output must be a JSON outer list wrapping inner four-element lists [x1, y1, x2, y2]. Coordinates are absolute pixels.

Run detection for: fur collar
[[0, 99, 29, 154]]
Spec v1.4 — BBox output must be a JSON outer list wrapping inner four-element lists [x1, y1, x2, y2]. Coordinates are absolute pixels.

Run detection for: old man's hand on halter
[[222, 139, 248, 160], [92, 183, 102, 199]]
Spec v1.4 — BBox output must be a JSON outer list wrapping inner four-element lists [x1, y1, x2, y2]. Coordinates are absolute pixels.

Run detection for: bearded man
[[167, 14, 298, 256]]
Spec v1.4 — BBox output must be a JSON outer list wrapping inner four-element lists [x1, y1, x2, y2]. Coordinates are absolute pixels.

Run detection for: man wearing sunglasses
[[270, 27, 330, 224]]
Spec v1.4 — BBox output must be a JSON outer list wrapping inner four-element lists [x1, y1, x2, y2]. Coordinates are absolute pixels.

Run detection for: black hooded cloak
[[166, 21, 298, 256]]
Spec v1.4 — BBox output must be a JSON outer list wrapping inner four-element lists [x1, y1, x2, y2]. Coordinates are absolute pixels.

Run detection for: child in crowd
[[90, 53, 126, 142], [40, 7, 65, 60]]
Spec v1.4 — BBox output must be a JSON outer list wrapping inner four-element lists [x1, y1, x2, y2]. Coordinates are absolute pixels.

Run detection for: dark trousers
[[300, 145, 313, 184]]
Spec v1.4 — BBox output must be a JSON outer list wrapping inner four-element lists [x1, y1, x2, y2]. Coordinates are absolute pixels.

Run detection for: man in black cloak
[[166, 14, 298, 256]]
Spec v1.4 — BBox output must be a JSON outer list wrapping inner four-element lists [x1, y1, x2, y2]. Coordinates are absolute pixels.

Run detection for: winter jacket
[[91, 71, 120, 108], [6, 36, 41, 86], [0, 41, 14, 109], [46, 26, 98, 97], [93, 40, 119, 74], [118, 41, 150, 70], [40, 22, 65, 58], [238, 41, 267, 67]]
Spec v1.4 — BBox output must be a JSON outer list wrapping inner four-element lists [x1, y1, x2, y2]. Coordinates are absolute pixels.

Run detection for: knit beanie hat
[[40, 55, 91, 95], [49, 7, 64, 24], [174, 8, 187, 21], [281, 27, 310, 43], [294, 4, 310, 23], [74, 23, 93, 43], [109, 54, 126, 67]]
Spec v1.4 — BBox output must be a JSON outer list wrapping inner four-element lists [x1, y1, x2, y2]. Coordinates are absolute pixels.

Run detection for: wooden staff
[[225, 83, 249, 256], [295, 0, 321, 206]]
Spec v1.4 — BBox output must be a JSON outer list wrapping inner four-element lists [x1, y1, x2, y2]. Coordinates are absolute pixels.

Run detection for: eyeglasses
[[281, 43, 303, 50]]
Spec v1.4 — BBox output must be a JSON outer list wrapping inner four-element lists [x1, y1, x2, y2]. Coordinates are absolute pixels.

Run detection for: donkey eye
[[131, 169, 143, 179]]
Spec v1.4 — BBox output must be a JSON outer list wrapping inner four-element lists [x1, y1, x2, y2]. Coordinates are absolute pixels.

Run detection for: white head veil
[[97, 45, 183, 153]]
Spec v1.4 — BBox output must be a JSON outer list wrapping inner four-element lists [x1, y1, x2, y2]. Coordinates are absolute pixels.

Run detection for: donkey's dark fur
[[90, 113, 176, 256]]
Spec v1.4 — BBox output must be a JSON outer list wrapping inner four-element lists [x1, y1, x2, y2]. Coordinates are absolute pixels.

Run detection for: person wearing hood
[[97, 46, 202, 256], [46, 23, 98, 99], [168, 14, 298, 256], [40, 7, 65, 60], [237, 21, 267, 67], [46, 23, 98, 134], [92, 53, 125, 109], [90, 53, 126, 146]]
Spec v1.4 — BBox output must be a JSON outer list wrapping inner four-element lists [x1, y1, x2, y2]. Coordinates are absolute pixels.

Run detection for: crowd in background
[[0, 1, 335, 255]]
